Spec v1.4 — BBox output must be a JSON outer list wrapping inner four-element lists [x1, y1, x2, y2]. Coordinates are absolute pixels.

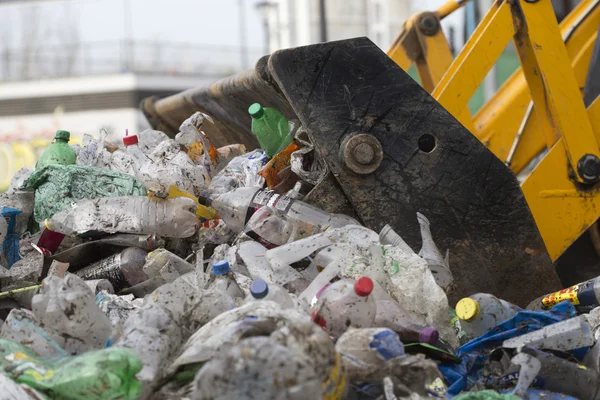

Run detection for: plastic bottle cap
[[250, 279, 269, 299], [456, 298, 481, 321], [212, 260, 231, 275], [419, 327, 439, 345], [55, 130, 71, 141], [123, 135, 139, 146], [354, 277, 374, 297], [248, 103, 264, 119]]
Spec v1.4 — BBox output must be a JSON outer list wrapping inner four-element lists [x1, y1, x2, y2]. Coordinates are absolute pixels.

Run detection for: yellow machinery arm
[[388, 0, 600, 265]]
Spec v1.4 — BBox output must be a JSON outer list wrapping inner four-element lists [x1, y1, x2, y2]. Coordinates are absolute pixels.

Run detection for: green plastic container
[[36, 130, 77, 170], [0, 339, 142, 400], [248, 103, 293, 157]]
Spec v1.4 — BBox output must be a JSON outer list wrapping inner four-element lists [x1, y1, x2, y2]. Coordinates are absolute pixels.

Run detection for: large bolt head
[[577, 154, 600, 184], [342, 134, 383, 174]]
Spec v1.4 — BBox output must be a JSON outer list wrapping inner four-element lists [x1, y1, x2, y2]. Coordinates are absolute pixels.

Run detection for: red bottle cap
[[123, 135, 139, 146], [354, 276, 374, 297]]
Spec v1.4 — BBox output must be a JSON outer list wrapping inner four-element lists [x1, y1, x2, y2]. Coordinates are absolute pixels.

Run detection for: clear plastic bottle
[[44, 196, 198, 238], [123, 134, 149, 170], [203, 187, 358, 240], [31, 274, 112, 354], [246, 279, 296, 309], [311, 276, 377, 338], [211, 260, 244, 300], [455, 293, 521, 339], [74, 247, 149, 292]]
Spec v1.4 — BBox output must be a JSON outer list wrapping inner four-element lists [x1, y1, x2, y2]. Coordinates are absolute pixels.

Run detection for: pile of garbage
[[0, 104, 598, 400]]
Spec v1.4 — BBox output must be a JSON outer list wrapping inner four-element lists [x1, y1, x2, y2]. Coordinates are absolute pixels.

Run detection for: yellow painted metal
[[473, 0, 600, 173], [432, 1, 514, 128], [516, 0, 600, 182], [437, 0, 471, 19], [521, 97, 600, 261], [414, 16, 454, 93], [387, 25, 413, 72]]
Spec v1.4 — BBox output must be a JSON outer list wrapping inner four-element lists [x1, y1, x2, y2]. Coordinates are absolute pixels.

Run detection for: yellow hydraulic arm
[[388, 0, 600, 263]]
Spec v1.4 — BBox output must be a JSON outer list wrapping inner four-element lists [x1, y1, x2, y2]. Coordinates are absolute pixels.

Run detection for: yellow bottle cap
[[456, 298, 480, 321]]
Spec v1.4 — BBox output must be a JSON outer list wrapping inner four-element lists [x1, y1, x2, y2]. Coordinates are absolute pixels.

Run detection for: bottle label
[[245, 190, 295, 224], [245, 230, 279, 249], [541, 279, 595, 309]]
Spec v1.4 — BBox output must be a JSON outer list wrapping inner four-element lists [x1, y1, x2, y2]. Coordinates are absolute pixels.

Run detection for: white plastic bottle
[[455, 293, 521, 339], [310, 276, 377, 338], [246, 279, 296, 309], [44, 196, 198, 238], [211, 260, 244, 300]]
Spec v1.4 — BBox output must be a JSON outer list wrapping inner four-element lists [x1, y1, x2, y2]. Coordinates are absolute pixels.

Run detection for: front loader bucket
[[141, 37, 561, 306]]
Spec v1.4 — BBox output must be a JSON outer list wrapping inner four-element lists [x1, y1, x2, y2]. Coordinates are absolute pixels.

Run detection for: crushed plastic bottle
[[44, 196, 198, 238], [35, 130, 77, 170], [311, 276, 377, 338], [176, 112, 218, 168], [206, 149, 268, 196], [456, 293, 521, 339], [114, 301, 183, 395], [137, 128, 169, 155], [137, 139, 209, 198], [0, 339, 142, 400], [336, 327, 405, 381], [31, 274, 112, 354], [248, 103, 294, 157]]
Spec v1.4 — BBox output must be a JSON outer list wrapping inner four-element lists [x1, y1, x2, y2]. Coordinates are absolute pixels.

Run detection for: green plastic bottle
[[248, 103, 293, 157], [36, 130, 77, 170], [0, 339, 142, 400]]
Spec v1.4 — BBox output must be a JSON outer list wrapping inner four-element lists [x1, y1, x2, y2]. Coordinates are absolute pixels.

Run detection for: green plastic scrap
[[453, 390, 521, 400], [0, 339, 142, 400], [21, 165, 147, 224]]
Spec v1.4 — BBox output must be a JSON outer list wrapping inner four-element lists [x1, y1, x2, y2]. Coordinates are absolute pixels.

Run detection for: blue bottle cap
[[250, 279, 269, 299], [212, 260, 230, 275]]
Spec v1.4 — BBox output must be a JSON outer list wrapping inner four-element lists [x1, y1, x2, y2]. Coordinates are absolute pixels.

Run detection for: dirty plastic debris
[[21, 164, 147, 224], [45, 196, 198, 238], [0, 339, 142, 400]]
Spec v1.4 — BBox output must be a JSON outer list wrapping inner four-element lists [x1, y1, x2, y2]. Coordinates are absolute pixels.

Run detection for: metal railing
[[0, 40, 265, 82]]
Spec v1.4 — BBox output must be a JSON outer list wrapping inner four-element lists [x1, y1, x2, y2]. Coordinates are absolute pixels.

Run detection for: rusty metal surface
[[141, 56, 295, 149], [268, 37, 561, 306]]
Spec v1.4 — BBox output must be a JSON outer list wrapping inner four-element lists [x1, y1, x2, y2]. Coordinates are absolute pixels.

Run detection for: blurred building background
[[0, 0, 583, 190]]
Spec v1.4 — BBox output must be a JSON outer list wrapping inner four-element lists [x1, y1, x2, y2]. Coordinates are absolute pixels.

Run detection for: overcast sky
[[1, 0, 266, 49]]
